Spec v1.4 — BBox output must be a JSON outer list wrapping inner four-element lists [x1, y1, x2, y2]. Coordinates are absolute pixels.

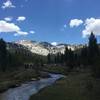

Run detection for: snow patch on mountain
[[15, 40, 84, 56]]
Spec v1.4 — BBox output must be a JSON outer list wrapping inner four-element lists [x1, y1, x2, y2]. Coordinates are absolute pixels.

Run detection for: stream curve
[[0, 74, 64, 100]]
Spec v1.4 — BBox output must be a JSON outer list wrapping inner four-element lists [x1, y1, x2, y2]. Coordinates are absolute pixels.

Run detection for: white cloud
[[2, 0, 16, 9], [0, 20, 20, 32], [4, 17, 13, 22], [17, 16, 26, 21], [51, 42, 58, 46], [69, 19, 83, 28], [30, 30, 35, 34], [14, 31, 28, 36], [82, 18, 100, 37], [0, 20, 28, 36]]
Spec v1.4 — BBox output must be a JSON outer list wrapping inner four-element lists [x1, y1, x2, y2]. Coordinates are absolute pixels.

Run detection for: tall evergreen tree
[[88, 32, 99, 64], [88, 32, 100, 77], [47, 53, 51, 64], [64, 46, 69, 64], [0, 39, 7, 71]]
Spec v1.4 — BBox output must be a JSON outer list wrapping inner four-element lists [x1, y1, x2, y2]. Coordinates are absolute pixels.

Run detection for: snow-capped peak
[[15, 40, 84, 56]]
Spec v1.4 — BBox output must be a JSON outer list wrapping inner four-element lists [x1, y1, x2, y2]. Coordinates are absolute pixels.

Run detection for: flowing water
[[0, 74, 64, 100]]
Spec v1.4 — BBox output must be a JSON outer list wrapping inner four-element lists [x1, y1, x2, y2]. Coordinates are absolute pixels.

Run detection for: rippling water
[[0, 74, 64, 100]]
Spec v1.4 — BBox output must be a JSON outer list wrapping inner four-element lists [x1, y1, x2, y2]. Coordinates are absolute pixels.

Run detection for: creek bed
[[0, 74, 64, 100]]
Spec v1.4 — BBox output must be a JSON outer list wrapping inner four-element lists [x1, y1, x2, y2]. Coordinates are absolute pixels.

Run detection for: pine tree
[[47, 53, 51, 64], [0, 39, 7, 71], [64, 46, 69, 64], [88, 32, 100, 77], [88, 32, 99, 64]]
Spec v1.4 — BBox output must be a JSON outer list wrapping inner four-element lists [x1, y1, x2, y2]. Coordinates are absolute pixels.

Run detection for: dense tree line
[[0, 39, 25, 71], [0, 32, 100, 77], [47, 32, 100, 77], [0, 38, 46, 72]]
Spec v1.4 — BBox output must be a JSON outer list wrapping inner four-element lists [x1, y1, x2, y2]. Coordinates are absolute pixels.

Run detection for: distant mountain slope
[[14, 40, 84, 56]]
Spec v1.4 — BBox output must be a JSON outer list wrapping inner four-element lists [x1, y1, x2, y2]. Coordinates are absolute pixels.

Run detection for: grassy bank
[[0, 65, 67, 93], [43, 65, 68, 75], [30, 71, 100, 100], [0, 69, 48, 93]]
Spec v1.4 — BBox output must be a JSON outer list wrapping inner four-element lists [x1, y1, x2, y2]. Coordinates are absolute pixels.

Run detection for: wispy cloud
[[30, 30, 35, 34], [4, 17, 13, 22], [17, 16, 26, 22], [64, 24, 67, 28], [14, 31, 28, 36], [1, 0, 16, 9]]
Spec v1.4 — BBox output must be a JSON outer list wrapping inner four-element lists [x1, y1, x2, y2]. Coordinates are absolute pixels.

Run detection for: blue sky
[[0, 0, 100, 44]]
